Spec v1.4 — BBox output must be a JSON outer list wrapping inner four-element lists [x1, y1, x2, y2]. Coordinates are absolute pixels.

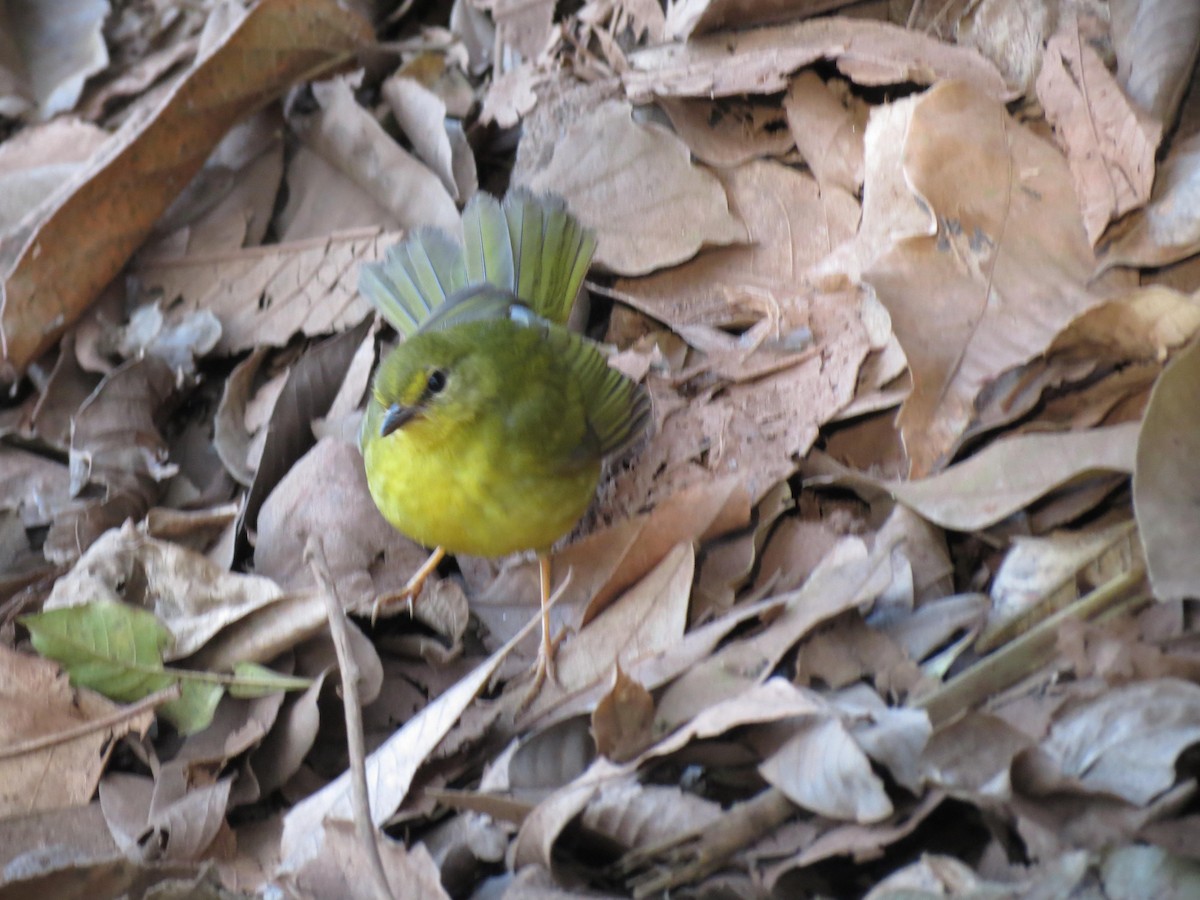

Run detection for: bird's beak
[[380, 403, 417, 437]]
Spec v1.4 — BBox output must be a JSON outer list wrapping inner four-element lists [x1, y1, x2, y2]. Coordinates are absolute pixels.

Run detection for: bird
[[358, 188, 651, 690]]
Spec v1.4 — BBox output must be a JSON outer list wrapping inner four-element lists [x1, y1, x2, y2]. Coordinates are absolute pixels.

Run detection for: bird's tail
[[358, 189, 596, 335]]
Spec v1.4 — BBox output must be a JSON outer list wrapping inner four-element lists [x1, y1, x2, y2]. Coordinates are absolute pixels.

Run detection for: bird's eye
[[426, 369, 448, 394]]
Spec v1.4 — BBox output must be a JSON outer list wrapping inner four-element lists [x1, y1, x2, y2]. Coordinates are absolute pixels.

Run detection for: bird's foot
[[370, 547, 445, 626]]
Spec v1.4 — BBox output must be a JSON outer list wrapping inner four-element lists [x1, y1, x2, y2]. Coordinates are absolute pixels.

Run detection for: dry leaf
[[624, 17, 1012, 104], [291, 73, 458, 232], [45, 522, 286, 660], [862, 81, 1103, 475], [1037, 22, 1162, 244], [878, 424, 1139, 532], [1026, 679, 1200, 805], [1111, 0, 1200, 124], [759, 715, 894, 823], [2, 0, 109, 120], [656, 96, 795, 168], [137, 229, 383, 355], [522, 98, 745, 275], [0, 645, 152, 817], [1102, 131, 1200, 271], [1134, 336, 1200, 602], [0, 0, 371, 379]]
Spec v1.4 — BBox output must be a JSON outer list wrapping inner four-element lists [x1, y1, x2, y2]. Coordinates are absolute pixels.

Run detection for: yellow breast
[[361, 398, 600, 558]]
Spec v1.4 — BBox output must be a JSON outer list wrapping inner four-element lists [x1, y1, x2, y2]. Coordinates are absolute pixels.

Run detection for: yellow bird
[[359, 189, 651, 686]]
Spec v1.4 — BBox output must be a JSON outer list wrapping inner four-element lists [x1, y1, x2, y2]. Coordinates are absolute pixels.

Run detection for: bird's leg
[[371, 546, 446, 624], [527, 554, 564, 697]]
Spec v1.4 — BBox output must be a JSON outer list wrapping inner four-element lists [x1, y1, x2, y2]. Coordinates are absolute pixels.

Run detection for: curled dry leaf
[[624, 16, 1012, 104], [291, 74, 458, 233], [1024, 679, 1200, 806], [99, 771, 232, 863], [522, 98, 745, 276], [45, 522, 286, 661], [1049, 284, 1200, 363], [44, 355, 176, 564], [1134, 335, 1200, 602], [1102, 131, 1200, 271], [784, 71, 867, 197], [579, 777, 723, 850], [382, 74, 459, 200], [0, 0, 372, 380], [759, 715, 893, 824], [861, 424, 1139, 532], [1111, 0, 1200, 124], [1037, 23, 1162, 245]]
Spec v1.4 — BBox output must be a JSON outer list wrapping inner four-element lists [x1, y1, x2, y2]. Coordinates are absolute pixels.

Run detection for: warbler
[[359, 189, 651, 687]]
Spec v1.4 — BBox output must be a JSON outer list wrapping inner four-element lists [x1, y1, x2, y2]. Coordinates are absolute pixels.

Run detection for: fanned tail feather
[[358, 188, 597, 334], [358, 227, 466, 336]]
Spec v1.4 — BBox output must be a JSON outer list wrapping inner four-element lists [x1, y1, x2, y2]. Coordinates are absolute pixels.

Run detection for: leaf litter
[[1, 0, 1200, 897]]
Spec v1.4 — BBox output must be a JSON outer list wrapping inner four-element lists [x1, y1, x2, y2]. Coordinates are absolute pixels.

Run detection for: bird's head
[[368, 330, 487, 442]]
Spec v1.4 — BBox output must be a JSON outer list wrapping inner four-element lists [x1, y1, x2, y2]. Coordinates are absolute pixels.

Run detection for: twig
[[306, 535, 395, 900], [617, 787, 795, 897], [0, 683, 180, 760], [912, 564, 1147, 728]]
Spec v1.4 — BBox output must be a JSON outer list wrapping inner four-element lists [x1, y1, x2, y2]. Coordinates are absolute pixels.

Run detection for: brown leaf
[[1134, 336, 1200, 601], [1022, 679, 1200, 805], [0, 0, 372, 380], [136, 229, 385, 355], [290, 74, 458, 232], [1037, 22, 1162, 244], [522, 98, 745, 275], [1111, 0, 1200, 123], [1103, 132, 1200, 271], [861, 82, 1104, 474], [875, 424, 1139, 532], [45, 523, 288, 660], [2, 0, 109, 120], [0, 645, 152, 817], [236, 316, 372, 558], [579, 777, 723, 849], [99, 770, 232, 863], [43, 355, 176, 563], [784, 71, 867, 196], [759, 715, 893, 823], [592, 665, 656, 763], [623, 17, 1012, 104], [656, 96, 794, 168]]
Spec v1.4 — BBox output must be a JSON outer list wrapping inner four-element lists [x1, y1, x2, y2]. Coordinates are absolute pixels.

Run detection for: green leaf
[[228, 662, 313, 698], [23, 601, 179, 703], [22, 601, 311, 735]]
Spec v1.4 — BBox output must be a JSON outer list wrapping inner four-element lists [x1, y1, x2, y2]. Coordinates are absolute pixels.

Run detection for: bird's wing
[[546, 324, 653, 459]]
